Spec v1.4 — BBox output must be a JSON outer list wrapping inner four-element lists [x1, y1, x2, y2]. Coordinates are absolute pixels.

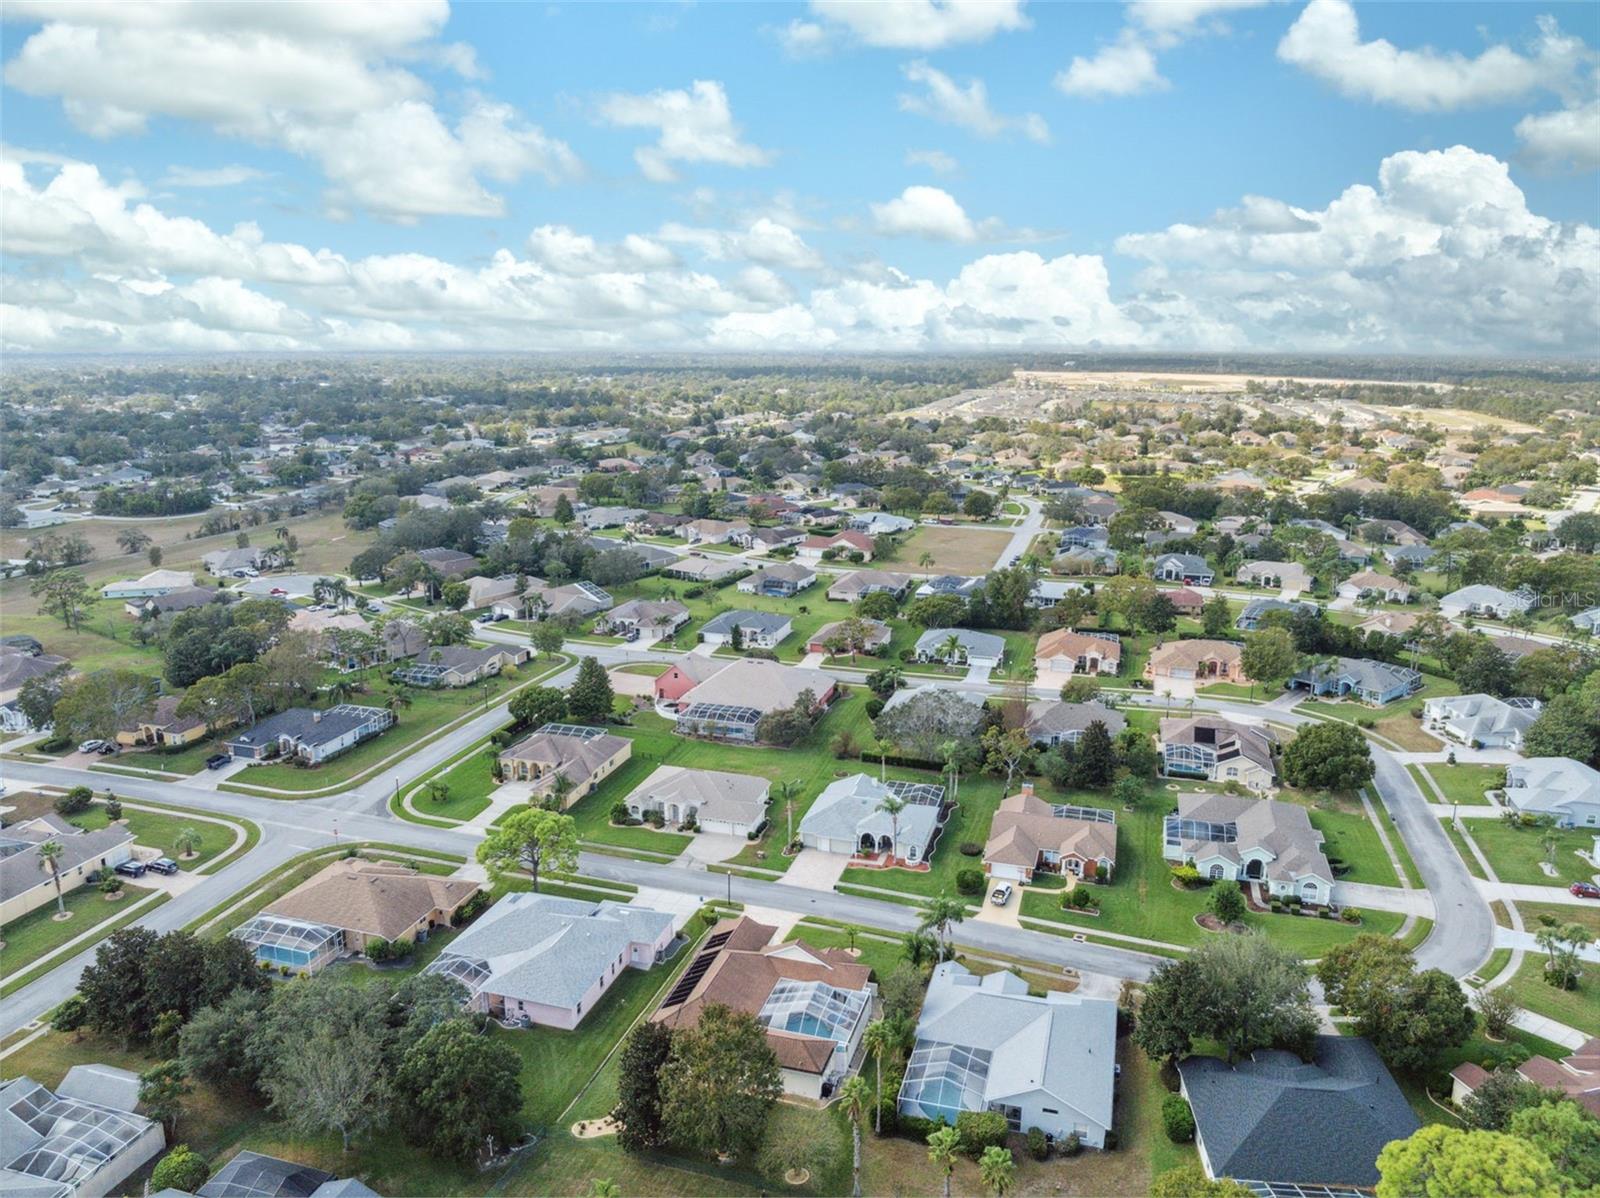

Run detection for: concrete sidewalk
[[1493, 928, 1600, 963]]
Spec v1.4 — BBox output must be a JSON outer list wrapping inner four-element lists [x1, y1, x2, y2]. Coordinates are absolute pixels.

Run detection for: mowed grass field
[[894, 524, 1014, 574]]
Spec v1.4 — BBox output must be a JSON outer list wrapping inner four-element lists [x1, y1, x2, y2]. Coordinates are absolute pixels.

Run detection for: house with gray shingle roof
[[913, 627, 1006, 668], [699, 609, 793, 649], [1179, 1036, 1418, 1190], [799, 773, 946, 864], [898, 960, 1118, 1148], [425, 893, 676, 1029], [1422, 693, 1541, 750], [622, 766, 771, 837], [1163, 792, 1332, 904], [1503, 758, 1600, 829], [1289, 657, 1421, 706]]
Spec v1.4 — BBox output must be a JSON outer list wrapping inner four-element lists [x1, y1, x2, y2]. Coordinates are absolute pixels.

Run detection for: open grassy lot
[[1296, 698, 1446, 752], [1414, 763, 1503, 807], [1501, 957, 1600, 1037], [1275, 787, 1399, 888], [1456, 820, 1596, 888], [410, 739, 500, 823], [1516, 900, 1600, 937], [895, 524, 1013, 574], [1018, 785, 1403, 957]]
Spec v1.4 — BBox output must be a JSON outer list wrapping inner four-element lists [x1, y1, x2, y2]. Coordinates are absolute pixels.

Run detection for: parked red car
[[1571, 881, 1600, 900]]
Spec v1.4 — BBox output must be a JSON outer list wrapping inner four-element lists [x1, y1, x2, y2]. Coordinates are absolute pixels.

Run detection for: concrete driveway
[[784, 848, 853, 892], [682, 832, 747, 865], [964, 662, 994, 686]]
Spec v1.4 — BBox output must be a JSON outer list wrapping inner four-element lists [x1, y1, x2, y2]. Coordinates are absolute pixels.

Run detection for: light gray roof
[[1024, 700, 1126, 739], [700, 609, 792, 638], [913, 628, 1007, 659], [1174, 792, 1331, 885], [1504, 757, 1600, 816], [905, 961, 1117, 1130], [681, 659, 833, 713], [1296, 657, 1420, 695], [426, 893, 674, 1010], [1423, 693, 1540, 742], [799, 773, 942, 846], [0, 821, 134, 903], [55, 1064, 141, 1113], [624, 765, 770, 826]]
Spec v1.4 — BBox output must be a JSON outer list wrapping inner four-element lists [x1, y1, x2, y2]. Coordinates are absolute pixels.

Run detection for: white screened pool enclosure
[[233, 914, 345, 972]]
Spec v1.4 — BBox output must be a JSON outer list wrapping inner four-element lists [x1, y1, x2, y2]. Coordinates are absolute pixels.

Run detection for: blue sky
[[2, 1, 1596, 355]]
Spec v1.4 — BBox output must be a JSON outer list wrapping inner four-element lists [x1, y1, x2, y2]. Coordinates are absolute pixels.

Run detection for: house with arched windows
[[1162, 793, 1334, 906]]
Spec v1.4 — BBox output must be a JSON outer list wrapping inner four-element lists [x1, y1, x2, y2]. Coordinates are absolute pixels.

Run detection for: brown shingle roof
[[265, 859, 477, 940]]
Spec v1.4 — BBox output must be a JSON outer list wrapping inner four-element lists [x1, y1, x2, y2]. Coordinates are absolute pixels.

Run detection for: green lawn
[[1276, 788, 1400, 888], [1413, 763, 1502, 807], [1501, 957, 1600, 1037], [788, 923, 904, 980], [411, 741, 499, 823], [4, 792, 247, 873], [1458, 820, 1596, 888], [0, 881, 163, 988], [1017, 785, 1403, 957], [1297, 695, 1448, 752], [1516, 901, 1600, 937]]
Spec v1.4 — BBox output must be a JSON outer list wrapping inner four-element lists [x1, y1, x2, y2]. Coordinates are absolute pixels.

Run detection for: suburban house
[[1503, 758, 1600, 828], [1053, 547, 1121, 576], [128, 585, 220, 618], [736, 561, 817, 597], [414, 547, 479, 579], [114, 693, 215, 748], [1451, 1037, 1600, 1119], [825, 570, 914, 603], [577, 506, 648, 531], [101, 569, 195, 600], [1361, 518, 1429, 546], [1234, 598, 1318, 631], [234, 859, 478, 972], [652, 655, 727, 707], [660, 554, 746, 584], [1159, 716, 1277, 791], [195, 1151, 378, 1198], [425, 893, 676, 1030], [1289, 657, 1421, 705], [913, 627, 1006, 669], [0, 646, 71, 732], [1357, 610, 1421, 642], [916, 574, 984, 599], [202, 546, 269, 575], [1236, 560, 1312, 592], [1145, 640, 1249, 687], [0, 815, 135, 924], [494, 579, 613, 621], [1179, 1037, 1418, 1190], [464, 575, 521, 609], [798, 530, 875, 561], [798, 774, 946, 864], [698, 609, 793, 649], [1163, 791, 1332, 903], [1440, 584, 1534, 621], [1035, 629, 1121, 676], [622, 765, 771, 836], [599, 598, 690, 639], [1058, 526, 1110, 551], [670, 659, 837, 741], [807, 618, 892, 656], [652, 916, 875, 1100], [1, 1065, 166, 1198], [1422, 694, 1542, 750], [1337, 570, 1412, 604], [682, 518, 751, 545], [1164, 587, 1205, 616], [496, 724, 632, 804], [1023, 699, 1126, 748], [390, 644, 529, 689], [898, 961, 1117, 1148], [850, 512, 916, 536], [223, 704, 394, 764], [983, 783, 1116, 884], [737, 525, 808, 553], [1152, 553, 1214, 586]]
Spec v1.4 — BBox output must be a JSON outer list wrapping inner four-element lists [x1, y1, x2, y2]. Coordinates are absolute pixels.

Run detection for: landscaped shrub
[[365, 937, 412, 963], [1026, 1127, 1049, 1161], [1061, 1132, 1081, 1157], [1341, 907, 1362, 923], [955, 1110, 1008, 1158], [610, 801, 631, 824], [955, 868, 985, 896], [50, 995, 86, 1033], [1169, 863, 1201, 887], [452, 890, 491, 926], [1161, 1094, 1195, 1143], [54, 786, 94, 816], [864, 698, 885, 720], [151, 1146, 209, 1193], [643, 810, 666, 828], [1062, 887, 1100, 911], [958, 841, 983, 857], [104, 796, 122, 821], [746, 819, 769, 841]]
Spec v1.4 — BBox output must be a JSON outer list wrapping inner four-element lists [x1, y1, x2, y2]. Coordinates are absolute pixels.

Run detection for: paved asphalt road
[[0, 639, 1491, 1037]]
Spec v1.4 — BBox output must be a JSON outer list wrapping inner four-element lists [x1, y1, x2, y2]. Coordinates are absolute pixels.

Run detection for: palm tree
[[862, 1019, 893, 1134], [385, 688, 413, 725], [901, 929, 938, 969], [548, 772, 576, 811], [840, 1074, 872, 1198], [919, 895, 967, 960], [331, 578, 353, 609], [876, 793, 909, 865], [926, 1126, 960, 1198], [917, 551, 935, 570], [938, 633, 964, 666], [38, 840, 66, 917], [174, 826, 202, 859], [978, 1145, 1015, 1197]]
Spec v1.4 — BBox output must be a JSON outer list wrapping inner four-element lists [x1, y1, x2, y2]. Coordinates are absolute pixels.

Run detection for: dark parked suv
[[205, 753, 232, 770], [114, 860, 147, 878], [146, 858, 179, 876]]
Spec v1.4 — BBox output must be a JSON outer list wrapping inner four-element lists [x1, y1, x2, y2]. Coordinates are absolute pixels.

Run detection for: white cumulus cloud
[[1057, 33, 1168, 98], [899, 61, 1049, 143], [798, 0, 1029, 52], [597, 80, 773, 183], [870, 185, 980, 241]]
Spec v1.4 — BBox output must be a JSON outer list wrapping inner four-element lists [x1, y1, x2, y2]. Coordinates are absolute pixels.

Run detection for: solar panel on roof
[[661, 947, 719, 1007]]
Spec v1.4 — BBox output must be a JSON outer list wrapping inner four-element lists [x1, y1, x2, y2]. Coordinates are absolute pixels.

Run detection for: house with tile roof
[[497, 725, 632, 804], [1451, 1037, 1600, 1119], [1179, 1036, 1418, 1190], [652, 916, 875, 1099], [984, 783, 1116, 885], [425, 893, 676, 1029], [1035, 629, 1121, 676], [1146, 640, 1250, 687], [898, 960, 1118, 1147]]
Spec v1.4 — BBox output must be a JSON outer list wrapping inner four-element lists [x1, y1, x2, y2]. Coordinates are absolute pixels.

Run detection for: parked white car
[[990, 882, 1014, 907]]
